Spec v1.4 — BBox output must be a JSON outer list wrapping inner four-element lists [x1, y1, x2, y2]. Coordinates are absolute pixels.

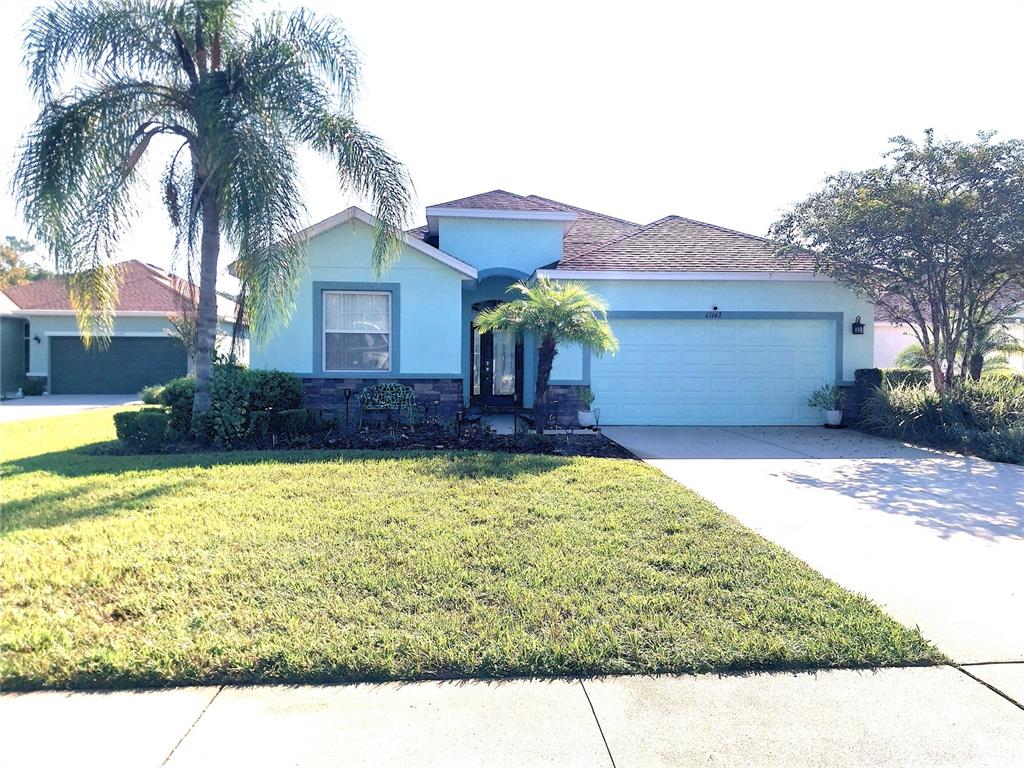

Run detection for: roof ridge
[[524, 195, 640, 226], [570, 214, 780, 261], [570, 215, 677, 258], [661, 214, 775, 245], [429, 188, 526, 208]]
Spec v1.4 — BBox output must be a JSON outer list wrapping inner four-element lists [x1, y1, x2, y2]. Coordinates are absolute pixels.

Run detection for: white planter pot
[[825, 409, 843, 426], [577, 410, 595, 428]]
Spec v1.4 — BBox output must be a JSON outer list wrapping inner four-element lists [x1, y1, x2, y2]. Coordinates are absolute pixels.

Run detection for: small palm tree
[[965, 323, 1024, 380], [894, 321, 1024, 381], [474, 278, 618, 431], [15, 0, 412, 421]]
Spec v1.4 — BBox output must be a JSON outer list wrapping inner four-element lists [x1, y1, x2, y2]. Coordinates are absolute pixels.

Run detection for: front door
[[470, 324, 524, 407]]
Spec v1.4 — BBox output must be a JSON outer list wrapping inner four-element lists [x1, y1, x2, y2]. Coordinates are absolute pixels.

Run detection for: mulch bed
[[92, 424, 636, 459]]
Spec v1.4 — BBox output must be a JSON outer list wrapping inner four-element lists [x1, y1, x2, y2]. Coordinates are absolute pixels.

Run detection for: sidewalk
[[2, 665, 1022, 767]]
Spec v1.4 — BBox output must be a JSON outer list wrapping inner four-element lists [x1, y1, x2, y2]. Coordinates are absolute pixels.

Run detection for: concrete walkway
[[0, 394, 139, 423], [604, 426, 1024, 664], [2, 666, 1022, 767]]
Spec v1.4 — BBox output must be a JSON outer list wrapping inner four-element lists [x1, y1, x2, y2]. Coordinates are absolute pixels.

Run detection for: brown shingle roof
[[404, 224, 438, 248], [1, 259, 239, 316], [556, 215, 815, 272], [524, 195, 640, 259], [414, 190, 813, 273], [428, 189, 568, 212]]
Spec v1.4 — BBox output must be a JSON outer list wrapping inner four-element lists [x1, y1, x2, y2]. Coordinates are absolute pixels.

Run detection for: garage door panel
[[50, 336, 188, 394], [591, 318, 836, 426]]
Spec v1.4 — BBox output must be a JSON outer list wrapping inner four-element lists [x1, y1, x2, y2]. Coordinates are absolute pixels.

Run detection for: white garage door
[[591, 318, 837, 425]]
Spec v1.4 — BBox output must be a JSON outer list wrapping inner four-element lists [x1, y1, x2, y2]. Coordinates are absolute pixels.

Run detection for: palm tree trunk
[[192, 185, 221, 422], [533, 335, 557, 433], [968, 352, 984, 381]]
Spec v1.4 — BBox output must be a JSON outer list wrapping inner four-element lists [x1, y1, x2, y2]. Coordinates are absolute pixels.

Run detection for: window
[[323, 291, 392, 371]]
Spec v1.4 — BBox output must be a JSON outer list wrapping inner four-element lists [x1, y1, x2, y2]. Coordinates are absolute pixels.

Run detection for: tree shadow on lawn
[[4, 443, 578, 479], [2, 445, 578, 535], [1, 479, 192, 535]]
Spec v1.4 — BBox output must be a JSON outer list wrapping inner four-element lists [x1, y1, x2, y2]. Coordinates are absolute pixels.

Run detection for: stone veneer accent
[[303, 378, 464, 423], [543, 384, 593, 427]]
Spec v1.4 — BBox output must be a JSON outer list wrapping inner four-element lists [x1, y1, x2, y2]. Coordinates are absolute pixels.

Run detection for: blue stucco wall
[[572, 278, 873, 381], [549, 342, 585, 383], [251, 219, 465, 376], [438, 218, 564, 276]]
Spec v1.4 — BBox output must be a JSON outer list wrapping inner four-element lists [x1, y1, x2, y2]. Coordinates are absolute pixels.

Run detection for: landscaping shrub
[[248, 410, 272, 441], [270, 408, 321, 440], [156, 367, 304, 445], [882, 368, 932, 388], [22, 378, 44, 396], [113, 409, 170, 453], [204, 364, 251, 446], [855, 367, 932, 390], [159, 377, 196, 437], [248, 369, 304, 412], [139, 384, 164, 404], [858, 378, 1024, 463]]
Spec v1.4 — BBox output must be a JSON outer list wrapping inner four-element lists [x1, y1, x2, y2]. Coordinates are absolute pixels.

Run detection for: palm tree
[[474, 278, 618, 431], [965, 323, 1024, 380], [14, 0, 412, 421], [893, 321, 1024, 381]]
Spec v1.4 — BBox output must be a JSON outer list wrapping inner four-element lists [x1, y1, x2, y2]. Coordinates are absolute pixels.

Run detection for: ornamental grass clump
[[859, 377, 1024, 463]]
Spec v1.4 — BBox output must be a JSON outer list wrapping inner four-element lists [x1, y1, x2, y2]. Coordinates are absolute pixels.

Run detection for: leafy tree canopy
[[0, 237, 53, 288], [771, 130, 1024, 390]]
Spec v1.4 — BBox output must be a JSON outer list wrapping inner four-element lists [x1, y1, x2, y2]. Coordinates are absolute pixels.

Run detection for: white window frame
[[322, 290, 393, 373]]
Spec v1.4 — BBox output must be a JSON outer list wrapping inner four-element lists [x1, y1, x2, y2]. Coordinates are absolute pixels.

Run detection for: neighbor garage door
[[590, 318, 837, 425], [49, 336, 188, 394]]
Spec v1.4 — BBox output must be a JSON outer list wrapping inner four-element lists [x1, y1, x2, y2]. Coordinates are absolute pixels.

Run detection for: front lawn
[[1, 409, 939, 690]]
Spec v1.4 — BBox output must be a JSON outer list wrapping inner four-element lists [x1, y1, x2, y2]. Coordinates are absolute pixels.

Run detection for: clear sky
[[1, 0, 1023, 286]]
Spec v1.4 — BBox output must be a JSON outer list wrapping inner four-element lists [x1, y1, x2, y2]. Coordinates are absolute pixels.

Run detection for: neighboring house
[[251, 190, 873, 426], [0, 260, 245, 396], [875, 309, 1024, 374], [874, 316, 917, 368], [1008, 315, 1024, 374]]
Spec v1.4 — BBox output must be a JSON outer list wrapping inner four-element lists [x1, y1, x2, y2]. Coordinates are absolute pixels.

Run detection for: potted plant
[[577, 388, 597, 428], [807, 384, 846, 426]]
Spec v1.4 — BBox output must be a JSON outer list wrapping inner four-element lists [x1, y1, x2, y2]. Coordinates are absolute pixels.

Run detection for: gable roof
[[428, 189, 567, 213], [554, 215, 816, 273], [1, 259, 240, 318], [353, 191, 820, 277], [295, 206, 478, 279]]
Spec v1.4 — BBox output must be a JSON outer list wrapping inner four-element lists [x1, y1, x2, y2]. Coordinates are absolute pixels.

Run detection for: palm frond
[[17, 0, 413, 360], [474, 278, 618, 355], [24, 0, 188, 102], [219, 109, 307, 343], [309, 114, 412, 274]]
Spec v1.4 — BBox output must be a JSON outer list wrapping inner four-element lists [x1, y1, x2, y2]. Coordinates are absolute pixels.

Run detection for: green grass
[[0, 409, 940, 690]]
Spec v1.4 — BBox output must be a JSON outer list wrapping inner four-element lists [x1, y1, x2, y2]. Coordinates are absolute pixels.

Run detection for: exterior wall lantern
[[851, 316, 865, 335]]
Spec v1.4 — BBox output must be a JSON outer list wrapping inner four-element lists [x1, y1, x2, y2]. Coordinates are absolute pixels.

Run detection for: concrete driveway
[[604, 426, 1024, 664], [0, 394, 138, 423]]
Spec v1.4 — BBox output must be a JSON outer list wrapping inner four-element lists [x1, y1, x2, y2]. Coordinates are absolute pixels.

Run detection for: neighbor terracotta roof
[[555, 215, 816, 272], [427, 189, 569, 212], [1, 259, 240, 316]]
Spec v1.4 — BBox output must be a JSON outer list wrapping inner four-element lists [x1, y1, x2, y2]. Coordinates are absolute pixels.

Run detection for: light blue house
[[251, 190, 873, 425]]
